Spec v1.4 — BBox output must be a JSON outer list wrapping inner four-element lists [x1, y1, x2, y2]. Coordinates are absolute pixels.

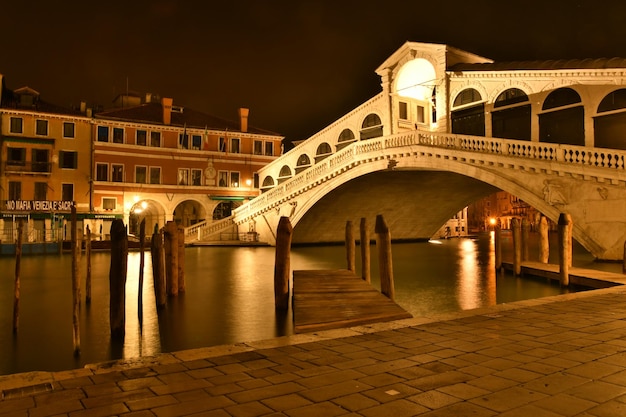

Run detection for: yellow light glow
[[489, 217, 497, 226], [396, 58, 437, 100], [246, 179, 252, 186]]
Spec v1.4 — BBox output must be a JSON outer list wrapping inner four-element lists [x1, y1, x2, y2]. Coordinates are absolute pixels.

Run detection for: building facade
[[0, 77, 283, 243]]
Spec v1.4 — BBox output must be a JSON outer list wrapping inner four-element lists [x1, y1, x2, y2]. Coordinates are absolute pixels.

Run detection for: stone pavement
[[2, 285, 626, 417]]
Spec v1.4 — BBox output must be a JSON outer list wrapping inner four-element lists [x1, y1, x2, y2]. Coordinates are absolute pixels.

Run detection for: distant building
[[0, 76, 283, 242]]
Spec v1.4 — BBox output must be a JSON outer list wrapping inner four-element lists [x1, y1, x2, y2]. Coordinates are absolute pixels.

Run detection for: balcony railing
[[3, 161, 52, 174]]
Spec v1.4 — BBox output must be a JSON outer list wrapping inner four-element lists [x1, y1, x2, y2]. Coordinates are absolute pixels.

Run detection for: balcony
[[3, 161, 52, 174]]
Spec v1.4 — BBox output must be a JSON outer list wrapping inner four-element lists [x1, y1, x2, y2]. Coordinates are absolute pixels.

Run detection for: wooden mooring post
[[138, 219, 146, 323], [558, 213, 571, 287], [375, 214, 395, 300], [109, 219, 128, 340], [151, 228, 167, 310], [360, 217, 371, 283], [539, 215, 549, 264], [12, 219, 23, 334], [85, 225, 92, 304], [521, 218, 530, 262], [494, 224, 503, 275], [164, 221, 179, 297], [71, 206, 81, 356], [274, 216, 293, 311], [512, 217, 522, 276], [177, 226, 186, 293], [345, 221, 355, 272]]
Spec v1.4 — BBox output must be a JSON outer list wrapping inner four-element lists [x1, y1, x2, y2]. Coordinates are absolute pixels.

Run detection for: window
[[230, 172, 240, 187], [150, 131, 161, 147], [10, 117, 23, 134], [191, 169, 202, 186], [231, 138, 240, 153], [453, 88, 482, 107], [399, 102, 408, 120], [416, 105, 425, 123], [59, 151, 78, 169], [136, 130, 147, 146], [254, 140, 263, 155], [7, 147, 26, 165], [62, 183, 74, 201], [111, 164, 124, 182], [149, 167, 161, 184], [8, 181, 21, 200], [219, 137, 227, 152], [179, 133, 189, 149], [135, 166, 147, 183], [36, 119, 48, 136], [63, 122, 75, 138], [264, 141, 273, 156], [97, 126, 109, 142], [34, 182, 47, 200], [218, 171, 228, 187], [102, 197, 116, 210], [112, 127, 124, 143], [178, 168, 189, 185], [96, 163, 108, 181], [32, 149, 49, 172], [192, 135, 202, 150]]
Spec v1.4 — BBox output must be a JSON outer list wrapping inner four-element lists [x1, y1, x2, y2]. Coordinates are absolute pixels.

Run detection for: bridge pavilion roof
[[448, 57, 626, 71]]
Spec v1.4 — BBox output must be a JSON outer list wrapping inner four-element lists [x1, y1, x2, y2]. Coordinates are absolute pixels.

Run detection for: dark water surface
[[0, 232, 613, 375]]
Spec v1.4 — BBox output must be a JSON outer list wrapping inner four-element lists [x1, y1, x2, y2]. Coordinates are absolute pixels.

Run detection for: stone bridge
[[231, 131, 626, 261]]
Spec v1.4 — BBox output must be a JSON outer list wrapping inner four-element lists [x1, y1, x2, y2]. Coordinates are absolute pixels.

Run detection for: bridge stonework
[[233, 133, 626, 261]]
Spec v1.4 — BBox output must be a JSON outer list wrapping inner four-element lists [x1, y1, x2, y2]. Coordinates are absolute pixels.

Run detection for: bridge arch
[[491, 88, 531, 141], [539, 87, 585, 146], [277, 165, 292, 184], [315, 142, 333, 163], [595, 88, 626, 150], [295, 153, 312, 174], [261, 175, 275, 192], [360, 113, 384, 140]]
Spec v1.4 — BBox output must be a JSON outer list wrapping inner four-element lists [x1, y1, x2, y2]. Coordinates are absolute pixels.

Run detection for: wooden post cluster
[[375, 214, 395, 300], [138, 219, 146, 323], [360, 218, 371, 283], [274, 216, 293, 310], [109, 219, 128, 340], [521, 218, 530, 262]]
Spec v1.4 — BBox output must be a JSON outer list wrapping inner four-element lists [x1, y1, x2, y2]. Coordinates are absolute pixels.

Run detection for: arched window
[[595, 89, 626, 149], [539, 88, 584, 145], [453, 88, 482, 107], [295, 154, 311, 174], [451, 88, 484, 136], [492, 88, 531, 140], [277, 165, 292, 184], [315, 142, 332, 163], [360, 114, 383, 140], [261, 176, 275, 193], [336, 128, 356, 151]]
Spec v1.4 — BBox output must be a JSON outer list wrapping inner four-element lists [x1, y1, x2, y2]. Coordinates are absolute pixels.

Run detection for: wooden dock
[[501, 261, 626, 288], [292, 269, 412, 333]]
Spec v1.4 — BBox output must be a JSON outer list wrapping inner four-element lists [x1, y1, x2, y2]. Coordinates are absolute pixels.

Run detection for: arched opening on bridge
[[295, 153, 311, 174], [594, 89, 626, 149], [173, 200, 206, 227], [315, 142, 333, 163], [336, 128, 356, 151], [261, 176, 275, 193], [360, 114, 383, 140], [128, 199, 165, 237], [213, 200, 241, 220], [491, 88, 531, 140], [539, 87, 584, 145], [451, 88, 485, 136], [277, 165, 292, 184], [395, 58, 437, 129]]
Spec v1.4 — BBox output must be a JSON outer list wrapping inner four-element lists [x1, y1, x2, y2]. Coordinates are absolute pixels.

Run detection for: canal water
[[0, 232, 614, 375]]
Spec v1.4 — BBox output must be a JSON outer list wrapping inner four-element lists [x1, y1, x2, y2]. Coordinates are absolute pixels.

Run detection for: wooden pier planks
[[293, 269, 412, 333]]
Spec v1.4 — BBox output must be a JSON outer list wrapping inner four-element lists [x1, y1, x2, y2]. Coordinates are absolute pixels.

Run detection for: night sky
[[2, 1, 626, 142]]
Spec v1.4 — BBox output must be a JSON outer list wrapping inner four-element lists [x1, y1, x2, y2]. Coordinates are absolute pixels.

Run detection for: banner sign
[[4, 200, 73, 212]]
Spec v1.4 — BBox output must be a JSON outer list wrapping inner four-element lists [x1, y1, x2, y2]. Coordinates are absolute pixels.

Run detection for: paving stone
[[408, 390, 461, 409], [299, 380, 372, 402], [360, 398, 429, 417], [532, 393, 598, 415], [331, 392, 379, 411]]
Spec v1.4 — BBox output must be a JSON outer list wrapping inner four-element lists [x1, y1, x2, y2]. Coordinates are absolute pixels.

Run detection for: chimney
[[162, 97, 173, 125], [145, 93, 152, 103], [80, 101, 86, 113], [239, 107, 249, 133]]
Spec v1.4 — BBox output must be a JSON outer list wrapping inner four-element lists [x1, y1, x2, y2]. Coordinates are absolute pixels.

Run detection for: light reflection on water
[[0, 233, 611, 375]]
